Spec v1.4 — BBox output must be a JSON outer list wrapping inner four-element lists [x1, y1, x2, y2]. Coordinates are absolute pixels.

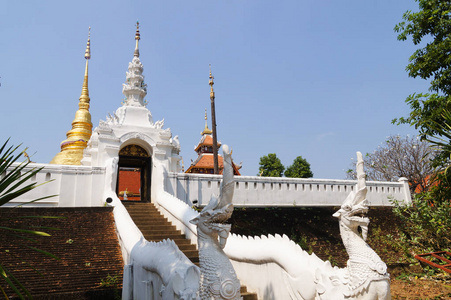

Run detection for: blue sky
[[0, 1, 430, 179]]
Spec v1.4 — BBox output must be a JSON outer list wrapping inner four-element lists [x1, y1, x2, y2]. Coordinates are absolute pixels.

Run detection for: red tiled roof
[[186, 153, 241, 175], [192, 154, 224, 168], [194, 135, 221, 152]]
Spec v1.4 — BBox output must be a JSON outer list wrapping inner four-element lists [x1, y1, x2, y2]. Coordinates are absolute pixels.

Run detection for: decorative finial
[[84, 27, 91, 60], [81, 27, 91, 101], [201, 108, 212, 135], [209, 64, 215, 99], [134, 21, 140, 57], [80, 27, 91, 103]]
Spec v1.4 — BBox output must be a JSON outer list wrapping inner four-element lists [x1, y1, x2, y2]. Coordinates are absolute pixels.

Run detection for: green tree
[[284, 156, 313, 178], [345, 135, 435, 194], [258, 153, 285, 177], [390, 114, 451, 254], [392, 1, 451, 259], [393, 0, 451, 141]]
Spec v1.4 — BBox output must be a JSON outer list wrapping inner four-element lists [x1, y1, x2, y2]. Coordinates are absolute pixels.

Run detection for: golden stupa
[[50, 28, 93, 165]]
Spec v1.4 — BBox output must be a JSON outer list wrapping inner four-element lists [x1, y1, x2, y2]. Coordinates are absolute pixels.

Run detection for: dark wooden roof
[[0, 207, 123, 299]]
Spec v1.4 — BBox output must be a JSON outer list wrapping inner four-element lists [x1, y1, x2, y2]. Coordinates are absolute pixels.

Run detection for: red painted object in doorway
[[118, 167, 141, 201]]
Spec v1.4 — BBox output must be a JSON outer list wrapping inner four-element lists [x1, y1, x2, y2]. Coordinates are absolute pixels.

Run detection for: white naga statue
[[326, 152, 391, 299], [190, 145, 242, 300]]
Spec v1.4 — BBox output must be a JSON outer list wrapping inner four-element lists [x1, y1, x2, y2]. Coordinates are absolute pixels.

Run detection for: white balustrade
[[165, 173, 411, 207]]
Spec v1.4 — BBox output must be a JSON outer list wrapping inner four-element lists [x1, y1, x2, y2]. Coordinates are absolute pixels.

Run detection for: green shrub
[[391, 194, 451, 259]]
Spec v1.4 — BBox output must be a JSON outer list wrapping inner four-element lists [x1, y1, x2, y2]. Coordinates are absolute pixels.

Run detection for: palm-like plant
[[0, 139, 58, 299], [424, 109, 451, 181], [0, 139, 55, 206], [425, 109, 451, 161], [411, 108, 451, 205]]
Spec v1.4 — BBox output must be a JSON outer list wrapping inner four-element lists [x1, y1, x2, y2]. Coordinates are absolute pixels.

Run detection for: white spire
[[122, 22, 147, 107]]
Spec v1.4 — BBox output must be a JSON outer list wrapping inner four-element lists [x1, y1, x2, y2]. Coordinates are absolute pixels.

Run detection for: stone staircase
[[123, 202, 258, 300], [123, 201, 200, 265]]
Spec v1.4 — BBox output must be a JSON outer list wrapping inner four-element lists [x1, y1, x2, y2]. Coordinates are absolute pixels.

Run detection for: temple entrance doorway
[[116, 144, 151, 202]]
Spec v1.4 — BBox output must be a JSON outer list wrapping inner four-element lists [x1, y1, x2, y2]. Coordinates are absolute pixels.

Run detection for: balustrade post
[[398, 177, 412, 205]]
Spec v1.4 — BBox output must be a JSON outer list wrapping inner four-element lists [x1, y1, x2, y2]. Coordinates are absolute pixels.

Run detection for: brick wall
[[0, 207, 124, 299]]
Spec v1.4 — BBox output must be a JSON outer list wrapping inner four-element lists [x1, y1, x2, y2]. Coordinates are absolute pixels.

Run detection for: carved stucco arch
[[119, 132, 155, 156], [117, 132, 154, 203]]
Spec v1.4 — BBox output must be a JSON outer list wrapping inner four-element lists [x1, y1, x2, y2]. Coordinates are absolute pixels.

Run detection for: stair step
[[175, 244, 197, 251], [135, 220, 170, 226], [141, 229, 182, 235], [131, 216, 168, 222], [142, 232, 183, 239], [181, 250, 199, 257], [126, 207, 160, 211], [135, 224, 174, 230], [136, 224, 177, 230], [126, 211, 164, 219], [126, 209, 163, 217], [188, 257, 199, 263], [125, 209, 157, 213], [242, 292, 258, 300], [146, 236, 191, 243], [137, 226, 179, 232]]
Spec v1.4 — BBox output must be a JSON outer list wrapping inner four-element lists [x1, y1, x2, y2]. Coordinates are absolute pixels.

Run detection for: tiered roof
[[186, 110, 241, 175]]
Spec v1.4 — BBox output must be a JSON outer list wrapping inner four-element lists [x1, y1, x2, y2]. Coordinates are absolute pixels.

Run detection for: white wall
[[4, 163, 106, 207], [166, 173, 411, 207], [7, 165, 411, 208]]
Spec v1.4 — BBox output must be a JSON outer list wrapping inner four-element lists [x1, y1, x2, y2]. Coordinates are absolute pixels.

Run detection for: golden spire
[[134, 21, 140, 57], [50, 28, 93, 165], [209, 64, 215, 99], [201, 108, 212, 135], [79, 27, 91, 110]]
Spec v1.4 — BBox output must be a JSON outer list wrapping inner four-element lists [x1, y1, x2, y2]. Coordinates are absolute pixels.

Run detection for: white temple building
[[6, 23, 410, 300]]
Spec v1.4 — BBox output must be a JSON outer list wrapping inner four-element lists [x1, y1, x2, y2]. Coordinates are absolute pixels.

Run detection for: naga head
[[333, 152, 370, 240], [190, 195, 233, 248], [190, 144, 235, 249]]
